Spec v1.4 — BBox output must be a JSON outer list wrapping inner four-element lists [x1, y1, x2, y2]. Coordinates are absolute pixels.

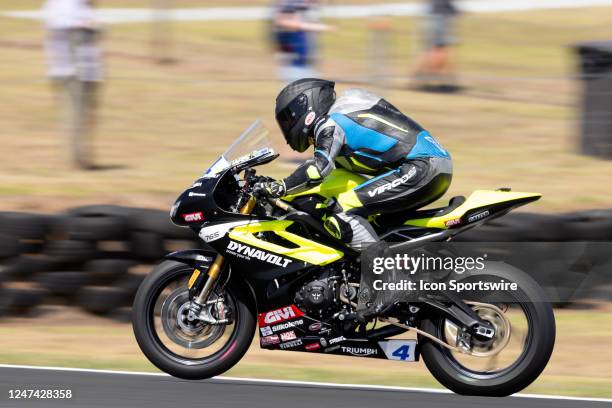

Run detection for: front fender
[[165, 249, 216, 270]]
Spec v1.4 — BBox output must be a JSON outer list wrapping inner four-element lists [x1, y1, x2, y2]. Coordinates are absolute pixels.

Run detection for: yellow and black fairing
[[282, 168, 368, 218], [214, 218, 347, 310], [390, 189, 542, 235], [280, 168, 542, 240], [172, 168, 345, 310]]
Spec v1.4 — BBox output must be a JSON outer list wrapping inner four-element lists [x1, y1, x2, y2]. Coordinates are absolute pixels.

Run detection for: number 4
[[391, 345, 411, 361]]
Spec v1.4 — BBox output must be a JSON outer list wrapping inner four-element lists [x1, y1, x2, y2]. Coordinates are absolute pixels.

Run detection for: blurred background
[[1, 0, 612, 399]]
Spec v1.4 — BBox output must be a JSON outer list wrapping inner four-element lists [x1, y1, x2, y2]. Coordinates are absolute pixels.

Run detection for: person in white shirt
[[43, 0, 103, 169]]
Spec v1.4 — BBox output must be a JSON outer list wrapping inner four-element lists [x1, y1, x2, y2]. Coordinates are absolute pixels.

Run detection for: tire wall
[[0, 206, 203, 318], [0, 207, 611, 318]]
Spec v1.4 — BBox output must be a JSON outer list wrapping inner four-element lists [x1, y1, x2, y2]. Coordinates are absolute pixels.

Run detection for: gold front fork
[[194, 196, 256, 305]]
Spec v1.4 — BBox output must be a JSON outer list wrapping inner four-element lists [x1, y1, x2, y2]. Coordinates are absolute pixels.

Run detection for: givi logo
[[182, 212, 203, 222], [258, 305, 303, 326]]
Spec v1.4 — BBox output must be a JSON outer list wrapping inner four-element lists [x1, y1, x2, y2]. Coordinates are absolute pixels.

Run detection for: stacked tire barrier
[[0, 206, 202, 318], [456, 210, 612, 306], [1, 206, 611, 318]]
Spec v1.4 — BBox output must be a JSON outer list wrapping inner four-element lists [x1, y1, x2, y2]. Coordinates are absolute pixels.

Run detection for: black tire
[[132, 261, 256, 380], [76, 286, 132, 315], [19, 241, 46, 255], [115, 273, 146, 297], [67, 205, 131, 218], [419, 263, 556, 396], [0, 212, 51, 240], [0, 234, 21, 259], [45, 240, 96, 263], [0, 287, 48, 316], [456, 213, 566, 242], [84, 259, 133, 285], [569, 222, 612, 241], [35, 271, 92, 297], [1, 255, 58, 280], [63, 214, 129, 241], [130, 232, 166, 261], [130, 208, 195, 240]]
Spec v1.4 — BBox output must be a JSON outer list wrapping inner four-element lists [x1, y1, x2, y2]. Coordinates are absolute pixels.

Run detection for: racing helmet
[[275, 78, 336, 152]]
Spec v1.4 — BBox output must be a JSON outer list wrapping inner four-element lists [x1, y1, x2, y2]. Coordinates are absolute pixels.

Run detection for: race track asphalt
[[0, 366, 610, 408]]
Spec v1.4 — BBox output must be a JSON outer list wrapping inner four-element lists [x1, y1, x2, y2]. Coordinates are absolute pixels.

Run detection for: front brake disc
[[160, 288, 225, 349]]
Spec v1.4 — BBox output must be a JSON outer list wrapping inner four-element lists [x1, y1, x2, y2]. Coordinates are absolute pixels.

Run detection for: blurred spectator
[[413, 0, 461, 93], [151, 0, 176, 64], [271, 0, 332, 83], [368, 16, 393, 89], [43, 0, 103, 169]]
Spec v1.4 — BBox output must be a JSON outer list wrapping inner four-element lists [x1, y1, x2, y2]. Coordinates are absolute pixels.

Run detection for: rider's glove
[[254, 180, 286, 198]]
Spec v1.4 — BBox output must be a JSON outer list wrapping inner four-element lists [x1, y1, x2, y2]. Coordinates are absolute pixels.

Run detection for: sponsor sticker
[[305, 112, 316, 126], [280, 331, 297, 342], [308, 322, 322, 332], [260, 326, 273, 337], [468, 210, 490, 223], [260, 335, 280, 346], [305, 343, 321, 351], [340, 346, 378, 357], [199, 220, 251, 243], [378, 340, 417, 362], [182, 212, 204, 222], [367, 167, 417, 198], [258, 305, 304, 326], [328, 336, 346, 345], [271, 319, 304, 333], [226, 241, 293, 268], [280, 339, 302, 350], [318, 327, 331, 336], [444, 218, 461, 227]]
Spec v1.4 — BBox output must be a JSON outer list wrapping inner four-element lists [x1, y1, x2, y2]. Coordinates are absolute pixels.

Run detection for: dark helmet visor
[[276, 93, 309, 134]]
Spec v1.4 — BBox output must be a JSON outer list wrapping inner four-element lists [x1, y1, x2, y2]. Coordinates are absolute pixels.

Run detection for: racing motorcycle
[[132, 121, 555, 396]]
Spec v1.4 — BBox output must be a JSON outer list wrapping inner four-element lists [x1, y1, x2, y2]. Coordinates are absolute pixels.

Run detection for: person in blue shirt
[[272, 0, 331, 81], [255, 79, 453, 250]]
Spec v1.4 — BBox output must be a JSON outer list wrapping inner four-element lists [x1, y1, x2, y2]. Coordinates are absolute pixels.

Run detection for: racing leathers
[[282, 89, 453, 250]]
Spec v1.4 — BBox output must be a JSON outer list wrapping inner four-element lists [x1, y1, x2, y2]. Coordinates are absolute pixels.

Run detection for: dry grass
[[1, 6, 612, 212]]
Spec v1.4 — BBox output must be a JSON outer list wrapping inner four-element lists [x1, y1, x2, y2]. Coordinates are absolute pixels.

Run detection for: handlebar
[[267, 197, 293, 212], [241, 169, 298, 214]]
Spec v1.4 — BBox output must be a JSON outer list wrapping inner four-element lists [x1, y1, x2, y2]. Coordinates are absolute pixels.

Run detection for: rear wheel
[[132, 261, 256, 379], [419, 265, 555, 396]]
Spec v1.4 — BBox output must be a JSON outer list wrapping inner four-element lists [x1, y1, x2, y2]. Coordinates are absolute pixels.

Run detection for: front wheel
[[419, 264, 556, 396], [132, 261, 256, 380]]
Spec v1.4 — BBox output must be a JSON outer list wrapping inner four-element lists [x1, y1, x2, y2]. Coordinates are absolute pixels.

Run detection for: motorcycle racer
[[256, 78, 453, 250]]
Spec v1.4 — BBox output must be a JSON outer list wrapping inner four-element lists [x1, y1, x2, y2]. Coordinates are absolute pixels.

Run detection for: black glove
[[253, 180, 286, 198]]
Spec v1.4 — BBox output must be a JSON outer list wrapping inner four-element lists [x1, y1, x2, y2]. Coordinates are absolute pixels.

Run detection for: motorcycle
[[132, 120, 555, 396]]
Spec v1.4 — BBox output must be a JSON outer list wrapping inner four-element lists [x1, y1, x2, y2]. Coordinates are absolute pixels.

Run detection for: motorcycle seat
[[374, 196, 466, 229], [404, 195, 467, 218]]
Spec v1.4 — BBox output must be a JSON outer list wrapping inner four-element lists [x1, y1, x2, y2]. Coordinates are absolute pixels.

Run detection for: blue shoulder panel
[[331, 113, 398, 152], [407, 131, 451, 159]]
